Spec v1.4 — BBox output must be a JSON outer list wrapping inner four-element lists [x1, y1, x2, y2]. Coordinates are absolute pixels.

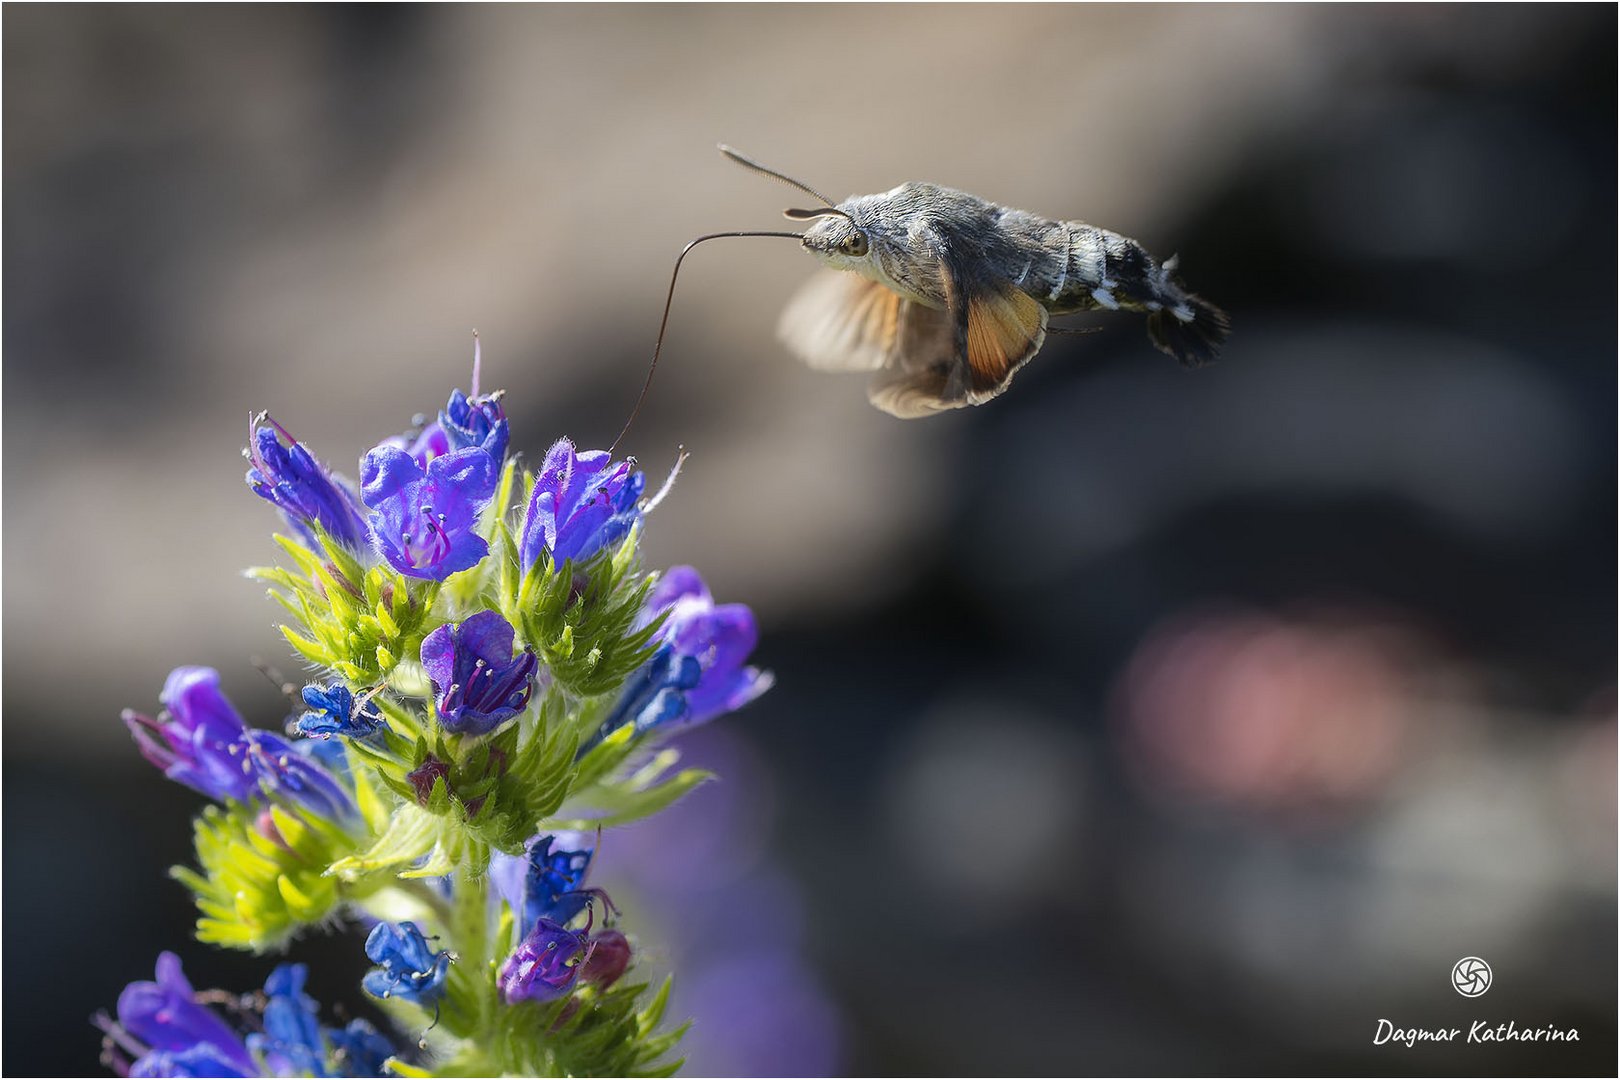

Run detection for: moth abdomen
[[1048, 224, 1230, 366]]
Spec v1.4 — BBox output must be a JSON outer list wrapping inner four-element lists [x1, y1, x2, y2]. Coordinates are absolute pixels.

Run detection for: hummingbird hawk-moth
[[610, 147, 1229, 448], [726, 146, 1231, 417]]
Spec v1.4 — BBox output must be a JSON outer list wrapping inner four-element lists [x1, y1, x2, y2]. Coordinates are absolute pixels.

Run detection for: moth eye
[[843, 233, 869, 257]]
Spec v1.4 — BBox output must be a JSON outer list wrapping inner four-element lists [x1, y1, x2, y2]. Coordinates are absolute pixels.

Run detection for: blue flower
[[490, 834, 593, 930], [492, 834, 598, 936], [244, 730, 358, 826], [323, 1021, 395, 1078], [248, 964, 325, 1078], [295, 684, 383, 740], [362, 921, 451, 1006], [419, 611, 538, 737], [498, 918, 588, 1004], [592, 643, 702, 747], [440, 389, 508, 464], [377, 386, 503, 469], [520, 835, 595, 931], [124, 667, 256, 803], [246, 417, 369, 550], [360, 445, 498, 581], [111, 953, 256, 1078], [518, 439, 644, 571]]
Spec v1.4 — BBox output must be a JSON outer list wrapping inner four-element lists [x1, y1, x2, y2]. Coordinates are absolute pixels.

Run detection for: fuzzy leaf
[[327, 804, 440, 881], [548, 768, 713, 830]]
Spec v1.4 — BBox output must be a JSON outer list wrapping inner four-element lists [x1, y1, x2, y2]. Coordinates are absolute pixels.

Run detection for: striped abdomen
[[1023, 219, 1229, 367]]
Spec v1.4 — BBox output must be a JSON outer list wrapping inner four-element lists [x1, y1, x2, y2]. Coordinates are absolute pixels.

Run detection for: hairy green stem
[[451, 837, 494, 1035]]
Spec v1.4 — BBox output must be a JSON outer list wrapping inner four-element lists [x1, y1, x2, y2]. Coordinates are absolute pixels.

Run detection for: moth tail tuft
[[1146, 293, 1229, 368]]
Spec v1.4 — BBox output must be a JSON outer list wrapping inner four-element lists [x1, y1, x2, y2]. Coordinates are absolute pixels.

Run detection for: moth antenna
[[718, 144, 854, 222], [608, 229, 803, 455], [782, 206, 853, 221]]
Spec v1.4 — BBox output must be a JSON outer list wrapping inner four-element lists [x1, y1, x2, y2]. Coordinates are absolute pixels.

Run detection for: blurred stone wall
[[5, 6, 1614, 1076]]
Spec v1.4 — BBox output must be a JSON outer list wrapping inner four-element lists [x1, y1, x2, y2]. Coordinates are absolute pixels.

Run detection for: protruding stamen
[[260, 412, 299, 447], [246, 411, 273, 474], [642, 446, 689, 514]]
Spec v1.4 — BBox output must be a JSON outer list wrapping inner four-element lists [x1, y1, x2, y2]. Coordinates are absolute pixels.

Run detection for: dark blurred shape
[[883, 703, 1092, 915]]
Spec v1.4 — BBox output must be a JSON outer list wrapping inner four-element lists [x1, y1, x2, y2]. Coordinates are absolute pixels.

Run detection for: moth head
[[715, 146, 877, 266], [792, 207, 874, 269]]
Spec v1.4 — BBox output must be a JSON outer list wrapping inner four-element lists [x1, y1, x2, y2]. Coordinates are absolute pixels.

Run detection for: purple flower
[[295, 684, 383, 740], [112, 953, 256, 1078], [440, 389, 508, 464], [645, 567, 773, 726], [362, 921, 450, 1006], [592, 568, 772, 746], [380, 420, 450, 469], [246, 417, 368, 550], [419, 611, 538, 736], [360, 444, 498, 581], [124, 667, 256, 803], [519, 439, 645, 571], [125, 668, 358, 823], [498, 918, 588, 1004]]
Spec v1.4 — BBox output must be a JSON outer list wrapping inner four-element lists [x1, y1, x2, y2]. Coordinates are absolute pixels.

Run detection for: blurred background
[[4, 4, 1614, 1075]]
